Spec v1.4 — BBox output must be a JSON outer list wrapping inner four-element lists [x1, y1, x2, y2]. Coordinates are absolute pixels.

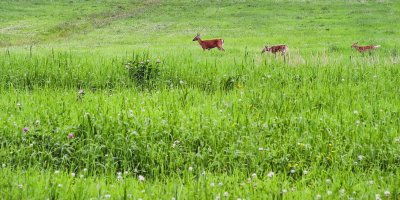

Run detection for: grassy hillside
[[1, 0, 400, 199]]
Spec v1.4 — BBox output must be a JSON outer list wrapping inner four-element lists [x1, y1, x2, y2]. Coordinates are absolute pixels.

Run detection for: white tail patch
[[222, 39, 224, 44], [374, 45, 381, 48]]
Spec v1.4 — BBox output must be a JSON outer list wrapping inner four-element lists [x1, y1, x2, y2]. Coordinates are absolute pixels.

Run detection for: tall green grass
[[1, 0, 400, 198]]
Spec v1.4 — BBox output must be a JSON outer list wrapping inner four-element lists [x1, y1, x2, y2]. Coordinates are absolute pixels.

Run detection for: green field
[[1, 0, 400, 199]]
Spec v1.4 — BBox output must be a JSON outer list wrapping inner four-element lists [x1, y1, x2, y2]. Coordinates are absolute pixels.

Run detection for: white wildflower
[[138, 175, 145, 182], [223, 192, 229, 197], [384, 191, 390, 197], [267, 171, 274, 178], [368, 180, 374, 185], [215, 193, 221, 200], [326, 178, 331, 184]]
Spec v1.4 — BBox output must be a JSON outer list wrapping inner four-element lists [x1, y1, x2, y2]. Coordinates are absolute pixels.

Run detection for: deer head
[[351, 42, 358, 48], [192, 33, 201, 41], [261, 46, 269, 53]]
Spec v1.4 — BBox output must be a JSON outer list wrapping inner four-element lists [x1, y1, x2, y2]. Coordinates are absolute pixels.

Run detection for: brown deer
[[192, 34, 224, 51], [261, 45, 288, 55], [351, 42, 380, 53]]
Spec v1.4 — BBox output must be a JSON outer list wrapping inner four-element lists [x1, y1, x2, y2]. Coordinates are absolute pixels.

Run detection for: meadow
[[1, 0, 400, 199]]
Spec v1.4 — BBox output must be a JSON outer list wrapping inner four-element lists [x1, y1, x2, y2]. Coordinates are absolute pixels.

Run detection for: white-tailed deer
[[192, 34, 224, 51], [351, 42, 380, 53], [261, 45, 288, 55]]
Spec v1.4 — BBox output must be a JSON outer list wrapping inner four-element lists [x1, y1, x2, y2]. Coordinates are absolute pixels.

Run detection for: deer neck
[[197, 38, 203, 45]]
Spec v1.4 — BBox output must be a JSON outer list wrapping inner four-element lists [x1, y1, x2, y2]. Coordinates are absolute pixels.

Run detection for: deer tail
[[374, 45, 381, 48]]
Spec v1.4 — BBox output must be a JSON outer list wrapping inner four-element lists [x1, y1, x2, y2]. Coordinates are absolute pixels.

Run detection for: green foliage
[[125, 54, 161, 90]]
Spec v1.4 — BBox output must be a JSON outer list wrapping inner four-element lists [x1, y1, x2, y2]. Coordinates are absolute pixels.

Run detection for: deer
[[261, 45, 288, 55], [261, 44, 289, 61], [192, 34, 224, 51], [351, 42, 380, 53]]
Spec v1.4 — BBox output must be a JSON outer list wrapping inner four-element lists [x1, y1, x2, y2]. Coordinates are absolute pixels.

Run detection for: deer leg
[[283, 52, 286, 62]]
